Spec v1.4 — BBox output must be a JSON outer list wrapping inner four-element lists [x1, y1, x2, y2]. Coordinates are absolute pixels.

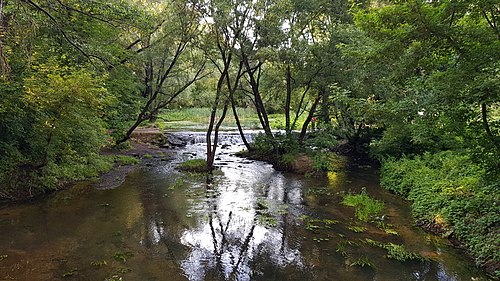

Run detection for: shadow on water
[[0, 132, 492, 281]]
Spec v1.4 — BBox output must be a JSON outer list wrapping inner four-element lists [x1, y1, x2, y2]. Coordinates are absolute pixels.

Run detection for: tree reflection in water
[[180, 165, 306, 281]]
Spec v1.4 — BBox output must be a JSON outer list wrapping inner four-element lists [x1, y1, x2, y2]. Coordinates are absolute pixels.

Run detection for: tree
[[197, 0, 251, 170], [0, 0, 144, 197], [352, 0, 500, 160], [117, 0, 207, 144]]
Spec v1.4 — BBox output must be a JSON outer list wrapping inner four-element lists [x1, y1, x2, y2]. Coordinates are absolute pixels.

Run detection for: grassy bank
[[380, 151, 500, 277], [156, 107, 306, 130], [0, 154, 139, 201]]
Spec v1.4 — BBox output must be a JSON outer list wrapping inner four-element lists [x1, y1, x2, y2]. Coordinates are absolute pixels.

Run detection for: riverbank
[[0, 127, 172, 203], [380, 151, 500, 278]]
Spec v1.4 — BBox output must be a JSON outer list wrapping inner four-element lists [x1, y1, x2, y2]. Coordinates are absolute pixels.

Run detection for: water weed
[[342, 191, 385, 222], [349, 256, 374, 267], [364, 239, 423, 262], [179, 159, 208, 172]]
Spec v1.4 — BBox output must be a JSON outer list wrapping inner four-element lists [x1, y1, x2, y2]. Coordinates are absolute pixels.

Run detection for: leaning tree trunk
[[207, 101, 229, 170], [299, 94, 321, 143], [241, 56, 273, 139], [230, 92, 252, 151]]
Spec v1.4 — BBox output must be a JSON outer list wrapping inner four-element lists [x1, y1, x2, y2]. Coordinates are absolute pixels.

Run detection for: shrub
[[380, 151, 499, 274]]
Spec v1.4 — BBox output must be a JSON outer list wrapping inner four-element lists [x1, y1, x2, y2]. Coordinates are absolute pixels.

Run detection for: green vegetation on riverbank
[[381, 151, 500, 275]]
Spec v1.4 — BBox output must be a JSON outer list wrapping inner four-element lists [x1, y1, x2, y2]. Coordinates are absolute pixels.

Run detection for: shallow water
[[0, 134, 491, 281]]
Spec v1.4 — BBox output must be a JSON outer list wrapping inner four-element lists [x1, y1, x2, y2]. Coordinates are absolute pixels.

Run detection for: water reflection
[[179, 150, 306, 281]]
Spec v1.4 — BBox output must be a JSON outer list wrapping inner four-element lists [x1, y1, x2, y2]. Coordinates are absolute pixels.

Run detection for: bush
[[380, 151, 499, 274], [252, 132, 300, 155], [304, 127, 340, 149]]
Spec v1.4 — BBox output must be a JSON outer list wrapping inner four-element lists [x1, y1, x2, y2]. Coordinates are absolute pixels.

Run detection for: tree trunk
[[206, 61, 229, 170], [481, 102, 498, 148], [299, 94, 321, 143], [320, 87, 330, 124], [285, 64, 292, 134], [230, 93, 252, 150], [241, 56, 273, 139], [0, 0, 10, 76], [207, 101, 229, 170]]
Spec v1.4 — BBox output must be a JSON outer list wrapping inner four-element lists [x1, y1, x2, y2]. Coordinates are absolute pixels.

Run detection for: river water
[[0, 132, 491, 280]]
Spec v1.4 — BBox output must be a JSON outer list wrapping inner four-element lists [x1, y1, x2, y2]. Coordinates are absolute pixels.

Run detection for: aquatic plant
[[364, 239, 423, 262], [306, 186, 333, 196], [301, 216, 339, 232], [342, 191, 385, 221], [62, 268, 78, 277], [258, 213, 278, 227], [113, 252, 134, 263], [348, 225, 368, 233], [178, 159, 208, 172], [312, 237, 330, 243], [383, 243, 424, 261], [105, 275, 123, 281], [349, 256, 374, 267], [336, 240, 361, 259], [336, 242, 348, 256], [91, 260, 108, 267]]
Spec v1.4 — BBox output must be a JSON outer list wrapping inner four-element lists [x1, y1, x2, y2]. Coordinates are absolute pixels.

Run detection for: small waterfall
[[171, 131, 257, 145]]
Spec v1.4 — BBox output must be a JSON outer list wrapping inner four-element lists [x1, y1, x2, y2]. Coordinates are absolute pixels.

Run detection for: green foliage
[[301, 216, 339, 232], [381, 151, 499, 272], [103, 67, 143, 139], [0, 64, 113, 198], [311, 152, 332, 173], [304, 127, 340, 149], [90, 260, 108, 267], [342, 191, 385, 222], [280, 152, 299, 167], [310, 152, 347, 173], [179, 159, 208, 173], [252, 132, 301, 155], [347, 225, 368, 233]]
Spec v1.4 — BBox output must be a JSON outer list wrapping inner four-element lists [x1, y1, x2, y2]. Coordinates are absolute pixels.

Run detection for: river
[[0, 132, 491, 280]]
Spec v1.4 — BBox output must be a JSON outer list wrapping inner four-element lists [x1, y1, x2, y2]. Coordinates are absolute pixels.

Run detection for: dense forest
[[0, 0, 498, 277]]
